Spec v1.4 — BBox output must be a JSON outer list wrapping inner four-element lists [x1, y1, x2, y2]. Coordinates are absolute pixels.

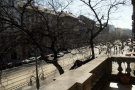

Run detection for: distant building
[[120, 29, 132, 37], [115, 28, 132, 37], [78, 15, 95, 29], [107, 25, 115, 33], [115, 28, 121, 37]]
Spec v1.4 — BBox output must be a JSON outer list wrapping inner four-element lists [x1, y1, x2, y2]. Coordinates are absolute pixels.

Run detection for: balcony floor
[[104, 82, 135, 90]]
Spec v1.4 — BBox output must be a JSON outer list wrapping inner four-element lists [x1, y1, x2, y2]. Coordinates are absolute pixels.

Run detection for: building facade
[[0, 0, 92, 62]]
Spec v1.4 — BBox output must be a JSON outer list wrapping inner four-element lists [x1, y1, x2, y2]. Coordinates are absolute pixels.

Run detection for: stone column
[[132, 0, 135, 53]]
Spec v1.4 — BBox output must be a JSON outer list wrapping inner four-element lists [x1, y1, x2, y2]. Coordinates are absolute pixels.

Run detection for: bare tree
[[0, 0, 74, 75], [80, 0, 127, 59], [69, 0, 127, 69], [29, 0, 74, 74]]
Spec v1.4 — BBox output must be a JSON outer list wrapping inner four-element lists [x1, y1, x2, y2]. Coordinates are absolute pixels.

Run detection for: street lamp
[[28, 48, 45, 89], [35, 48, 40, 90], [29, 48, 40, 89]]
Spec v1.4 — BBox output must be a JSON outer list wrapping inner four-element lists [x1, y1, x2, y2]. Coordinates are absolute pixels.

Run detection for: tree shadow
[[70, 58, 93, 70]]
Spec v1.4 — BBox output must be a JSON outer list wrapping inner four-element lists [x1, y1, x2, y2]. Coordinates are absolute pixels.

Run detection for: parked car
[[0, 64, 7, 70], [58, 52, 64, 57], [7, 62, 13, 68], [44, 52, 64, 60], [13, 60, 23, 67], [48, 54, 54, 60], [45, 54, 52, 58], [22, 59, 30, 64], [62, 50, 70, 54], [23, 57, 36, 64], [50, 52, 64, 58]]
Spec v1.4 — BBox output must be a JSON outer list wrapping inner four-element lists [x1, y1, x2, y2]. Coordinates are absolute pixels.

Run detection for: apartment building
[[0, 0, 94, 61]]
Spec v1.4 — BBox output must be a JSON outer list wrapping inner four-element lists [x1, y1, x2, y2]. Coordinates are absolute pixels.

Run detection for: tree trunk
[[90, 30, 95, 59], [53, 61, 64, 75], [90, 39, 95, 59], [40, 51, 64, 75], [33, 43, 64, 75]]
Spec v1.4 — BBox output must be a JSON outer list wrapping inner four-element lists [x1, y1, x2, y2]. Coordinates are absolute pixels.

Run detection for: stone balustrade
[[110, 56, 135, 83], [40, 56, 135, 90], [40, 55, 109, 90], [111, 57, 135, 75]]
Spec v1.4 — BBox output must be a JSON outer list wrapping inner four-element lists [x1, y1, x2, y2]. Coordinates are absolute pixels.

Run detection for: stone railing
[[110, 56, 135, 83], [40, 56, 135, 90], [40, 55, 109, 90]]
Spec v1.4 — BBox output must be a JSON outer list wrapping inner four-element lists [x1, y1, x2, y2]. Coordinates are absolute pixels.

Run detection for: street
[[1, 45, 131, 90], [0, 47, 100, 90]]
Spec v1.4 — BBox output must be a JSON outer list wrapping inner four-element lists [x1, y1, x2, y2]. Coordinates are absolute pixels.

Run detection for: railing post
[[117, 61, 122, 75], [106, 58, 112, 79], [126, 61, 131, 75]]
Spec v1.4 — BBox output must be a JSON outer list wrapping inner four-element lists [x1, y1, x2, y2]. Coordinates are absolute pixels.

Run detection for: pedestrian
[[116, 46, 118, 55]]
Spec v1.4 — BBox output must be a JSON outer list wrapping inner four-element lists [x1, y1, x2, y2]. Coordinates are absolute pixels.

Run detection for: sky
[[67, 0, 133, 30], [109, 4, 133, 29]]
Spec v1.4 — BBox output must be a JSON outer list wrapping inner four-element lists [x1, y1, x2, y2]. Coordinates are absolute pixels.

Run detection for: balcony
[[40, 55, 135, 90], [0, 55, 135, 90]]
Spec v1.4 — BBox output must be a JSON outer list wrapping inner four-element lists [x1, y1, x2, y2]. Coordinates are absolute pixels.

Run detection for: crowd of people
[[96, 40, 134, 56]]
